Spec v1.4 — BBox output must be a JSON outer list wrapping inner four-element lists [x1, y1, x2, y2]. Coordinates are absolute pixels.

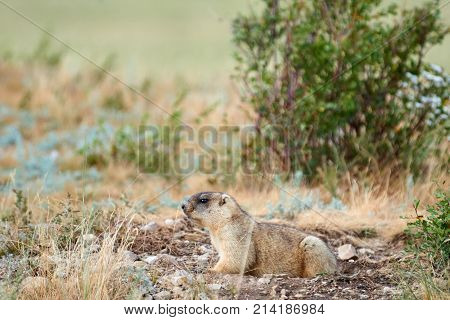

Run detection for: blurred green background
[[0, 0, 448, 80]]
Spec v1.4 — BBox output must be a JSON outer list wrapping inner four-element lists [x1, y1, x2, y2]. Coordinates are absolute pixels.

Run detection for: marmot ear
[[219, 194, 230, 206]]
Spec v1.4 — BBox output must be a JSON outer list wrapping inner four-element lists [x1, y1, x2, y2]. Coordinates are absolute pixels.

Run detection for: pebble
[[140, 222, 158, 232], [169, 270, 193, 286], [358, 248, 375, 255], [143, 255, 158, 264], [165, 219, 175, 226], [123, 250, 138, 263], [270, 285, 278, 297], [257, 278, 271, 285], [208, 283, 222, 291], [154, 290, 171, 300], [133, 261, 149, 270], [197, 253, 210, 266], [338, 244, 358, 260], [280, 288, 287, 299]]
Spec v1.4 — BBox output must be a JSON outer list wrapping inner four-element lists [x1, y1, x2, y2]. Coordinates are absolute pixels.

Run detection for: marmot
[[181, 191, 337, 277]]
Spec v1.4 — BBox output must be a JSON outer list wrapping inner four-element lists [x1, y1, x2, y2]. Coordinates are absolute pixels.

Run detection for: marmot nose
[[181, 200, 188, 212]]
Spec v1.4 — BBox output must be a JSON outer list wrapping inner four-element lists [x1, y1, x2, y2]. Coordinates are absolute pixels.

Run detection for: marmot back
[[181, 191, 337, 277]]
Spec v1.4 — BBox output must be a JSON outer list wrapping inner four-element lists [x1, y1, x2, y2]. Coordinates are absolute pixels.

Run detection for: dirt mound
[[126, 219, 401, 299]]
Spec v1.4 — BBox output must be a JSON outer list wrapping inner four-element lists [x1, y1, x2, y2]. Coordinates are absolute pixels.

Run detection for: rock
[[169, 270, 193, 286], [197, 253, 210, 266], [280, 288, 288, 300], [133, 261, 148, 270], [358, 248, 375, 255], [143, 254, 179, 267], [140, 222, 158, 232], [208, 283, 222, 291], [199, 245, 212, 254], [257, 278, 271, 285], [158, 254, 179, 265], [164, 219, 175, 226], [82, 234, 97, 244], [20, 276, 48, 295], [198, 292, 209, 300], [338, 244, 358, 260], [143, 255, 158, 264], [382, 287, 394, 294], [154, 290, 171, 300], [165, 218, 185, 231], [270, 285, 278, 297], [123, 250, 138, 263]]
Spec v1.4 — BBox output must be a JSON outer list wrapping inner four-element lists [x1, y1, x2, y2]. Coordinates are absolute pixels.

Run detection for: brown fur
[[181, 192, 337, 277]]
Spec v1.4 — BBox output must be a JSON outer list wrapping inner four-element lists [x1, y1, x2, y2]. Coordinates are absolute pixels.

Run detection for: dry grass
[[19, 231, 133, 300]]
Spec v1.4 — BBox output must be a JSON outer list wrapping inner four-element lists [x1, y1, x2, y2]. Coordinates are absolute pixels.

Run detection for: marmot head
[[181, 191, 240, 228]]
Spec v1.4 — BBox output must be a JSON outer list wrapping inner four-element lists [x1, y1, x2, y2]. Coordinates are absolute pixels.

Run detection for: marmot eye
[[200, 198, 208, 204]]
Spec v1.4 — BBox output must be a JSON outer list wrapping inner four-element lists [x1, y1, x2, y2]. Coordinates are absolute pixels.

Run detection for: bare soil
[[129, 219, 403, 300]]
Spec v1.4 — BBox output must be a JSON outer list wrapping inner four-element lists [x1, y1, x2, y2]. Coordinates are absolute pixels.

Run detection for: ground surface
[[129, 218, 402, 300]]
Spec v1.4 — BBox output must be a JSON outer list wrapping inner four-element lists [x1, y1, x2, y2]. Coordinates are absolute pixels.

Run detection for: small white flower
[[430, 64, 443, 73], [406, 72, 418, 84], [420, 95, 442, 108], [422, 71, 445, 86]]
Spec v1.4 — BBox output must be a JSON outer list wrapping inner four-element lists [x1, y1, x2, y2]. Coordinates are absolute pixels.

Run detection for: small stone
[[123, 251, 138, 263], [82, 234, 97, 244], [358, 248, 375, 255], [257, 278, 271, 285], [197, 253, 210, 266], [165, 219, 175, 226], [169, 270, 193, 286], [154, 290, 171, 300], [338, 244, 358, 260], [143, 255, 158, 264], [133, 261, 149, 269], [20, 276, 48, 295], [140, 222, 158, 232], [208, 283, 222, 291], [198, 292, 209, 300], [199, 245, 212, 254], [382, 287, 394, 294], [270, 285, 278, 297], [262, 274, 274, 279], [157, 254, 179, 266]]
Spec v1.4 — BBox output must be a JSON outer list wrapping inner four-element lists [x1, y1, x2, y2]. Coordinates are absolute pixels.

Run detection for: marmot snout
[[182, 192, 337, 278]]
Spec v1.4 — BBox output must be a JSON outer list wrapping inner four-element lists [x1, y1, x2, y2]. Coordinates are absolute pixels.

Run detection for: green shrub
[[406, 189, 449, 275], [233, 0, 449, 179], [400, 187, 449, 299]]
